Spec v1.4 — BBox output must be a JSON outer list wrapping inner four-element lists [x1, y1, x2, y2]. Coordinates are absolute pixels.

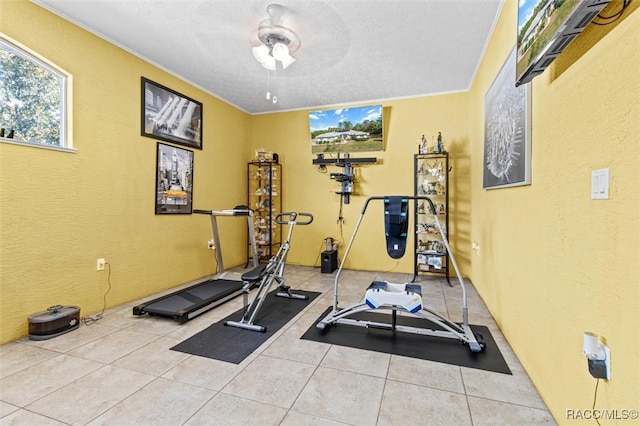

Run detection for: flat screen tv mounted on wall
[[516, 0, 609, 86], [309, 104, 384, 154]]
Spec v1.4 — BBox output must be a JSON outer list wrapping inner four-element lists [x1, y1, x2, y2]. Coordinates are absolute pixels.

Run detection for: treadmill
[[132, 207, 259, 323]]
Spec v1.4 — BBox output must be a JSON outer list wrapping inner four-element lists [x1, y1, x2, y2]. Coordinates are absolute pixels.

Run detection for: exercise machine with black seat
[[132, 206, 259, 323], [315, 196, 485, 353], [224, 211, 313, 332]]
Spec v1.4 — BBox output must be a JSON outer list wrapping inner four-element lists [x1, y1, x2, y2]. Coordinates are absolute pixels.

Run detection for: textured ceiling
[[32, 0, 503, 115]]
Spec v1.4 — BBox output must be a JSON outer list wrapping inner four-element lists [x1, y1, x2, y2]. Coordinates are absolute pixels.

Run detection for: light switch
[[591, 168, 609, 200]]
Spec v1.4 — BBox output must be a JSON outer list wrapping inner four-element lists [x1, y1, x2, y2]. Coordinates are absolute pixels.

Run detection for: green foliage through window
[[0, 36, 66, 147]]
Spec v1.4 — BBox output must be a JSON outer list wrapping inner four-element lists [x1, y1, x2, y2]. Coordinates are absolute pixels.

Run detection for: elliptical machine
[[224, 211, 313, 332]]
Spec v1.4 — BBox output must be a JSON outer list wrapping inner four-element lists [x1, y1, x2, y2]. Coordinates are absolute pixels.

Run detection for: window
[[0, 35, 73, 151]]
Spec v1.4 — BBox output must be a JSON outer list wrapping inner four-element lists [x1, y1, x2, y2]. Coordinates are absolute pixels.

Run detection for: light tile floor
[[0, 266, 557, 425]]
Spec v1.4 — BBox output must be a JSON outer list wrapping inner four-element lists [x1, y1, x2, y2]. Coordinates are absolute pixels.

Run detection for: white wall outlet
[[96, 258, 106, 271], [207, 239, 215, 249], [583, 332, 611, 380], [591, 168, 609, 200]]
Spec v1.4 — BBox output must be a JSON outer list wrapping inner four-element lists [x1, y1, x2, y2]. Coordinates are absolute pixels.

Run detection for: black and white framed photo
[[483, 47, 532, 190], [142, 77, 202, 149], [155, 142, 193, 214]]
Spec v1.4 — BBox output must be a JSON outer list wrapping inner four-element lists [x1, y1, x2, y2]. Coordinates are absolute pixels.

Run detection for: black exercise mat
[[301, 307, 512, 374], [171, 290, 320, 364]]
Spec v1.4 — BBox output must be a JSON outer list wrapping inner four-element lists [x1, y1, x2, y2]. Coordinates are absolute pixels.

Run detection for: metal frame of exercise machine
[[132, 207, 259, 323], [224, 212, 313, 332], [315, 196, 485, 352]]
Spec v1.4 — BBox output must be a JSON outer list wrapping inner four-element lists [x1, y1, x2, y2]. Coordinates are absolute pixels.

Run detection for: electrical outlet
[[96, 258, 106, 271], [207, 239, 215, 249], [588, 345, 611, 380]]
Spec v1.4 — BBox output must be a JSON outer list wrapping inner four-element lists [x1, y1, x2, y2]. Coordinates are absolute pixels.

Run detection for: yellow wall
[[2, 1, 475, 344], [248, 94, 471, 275], [469, 1, 639, 423], [0, 0, 250, 343]]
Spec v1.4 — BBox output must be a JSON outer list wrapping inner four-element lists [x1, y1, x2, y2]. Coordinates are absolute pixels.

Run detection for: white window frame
[[0, 34, 74, 153]]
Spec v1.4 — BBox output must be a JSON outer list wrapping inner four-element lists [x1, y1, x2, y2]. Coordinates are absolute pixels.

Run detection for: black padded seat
[[242, 264, 267, 283]]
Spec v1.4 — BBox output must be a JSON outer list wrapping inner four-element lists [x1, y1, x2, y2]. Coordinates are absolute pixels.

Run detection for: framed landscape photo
[[483, 47, 532, 190], [309, 104, 384, 154], [142, 77, 202, 149], [155, 142, 193, 214]]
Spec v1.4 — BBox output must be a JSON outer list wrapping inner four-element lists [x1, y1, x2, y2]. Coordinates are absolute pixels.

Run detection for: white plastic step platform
[[365, 281, 423, 313]]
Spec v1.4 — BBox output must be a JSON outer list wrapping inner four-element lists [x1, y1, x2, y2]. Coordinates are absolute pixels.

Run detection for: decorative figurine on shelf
[[434, 132, 443, 154], [268, 184, 278, 196], [427, 182, 437, 195], [426, 223, 438, 234], [264, 184, 277, 196], [419, 134, 428, 154], [264, 167, 277, 180], [255, 148, 267, 162], [257, 231, 270, 245], [255, 215, 267, 228], [426, 161, 437, 176]]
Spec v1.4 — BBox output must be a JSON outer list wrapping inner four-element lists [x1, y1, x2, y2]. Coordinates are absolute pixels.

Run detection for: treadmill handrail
[[194, 207, 259, 272], [193, 208, 250, 216]]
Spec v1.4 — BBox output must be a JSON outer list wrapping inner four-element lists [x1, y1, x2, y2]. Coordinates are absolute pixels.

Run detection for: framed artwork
[[483, 47, 532, 189], [155, 142, 193, 214], [142, 77, 202, 149], [309, 104, 384, 154]]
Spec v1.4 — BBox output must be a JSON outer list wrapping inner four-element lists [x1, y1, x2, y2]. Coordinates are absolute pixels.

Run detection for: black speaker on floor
[[321, 250, 337, 274]]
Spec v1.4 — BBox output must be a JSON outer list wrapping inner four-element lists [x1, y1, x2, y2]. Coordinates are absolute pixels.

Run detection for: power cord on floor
[[82, 261, 112, 325], [592, 378, 602, 426]]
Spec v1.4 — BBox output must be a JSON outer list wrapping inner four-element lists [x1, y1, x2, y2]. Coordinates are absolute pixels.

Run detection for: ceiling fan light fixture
[[277, 53, 296, 70], [271, 43, 289, 61], [262, 55, 277, 71], [252, 45, 276, 70], [272, 42, 296, 69], [252, 44, 270, 62], [252, 4, 300, 70]]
